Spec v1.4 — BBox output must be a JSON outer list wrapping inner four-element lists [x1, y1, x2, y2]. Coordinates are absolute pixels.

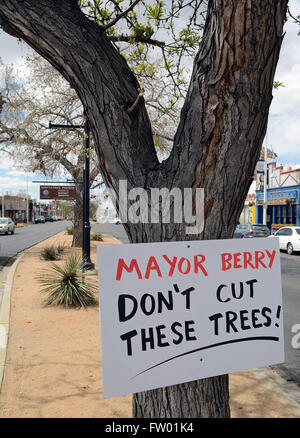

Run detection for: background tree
[[0, 50, 185, 241], [0, 54, 103, 246], [0, 0, 289, 418], [55, 200, 75, 221]]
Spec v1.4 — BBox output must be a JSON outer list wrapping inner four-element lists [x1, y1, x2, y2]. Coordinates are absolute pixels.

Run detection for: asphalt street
[[272, 252, 300, 386], [0, 220, 72, 269], [92, 222, 129, 243]]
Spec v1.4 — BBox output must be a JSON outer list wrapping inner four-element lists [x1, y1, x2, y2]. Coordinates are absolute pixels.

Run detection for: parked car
[[233, 223, 270, 238], [57, 216, 63, 221], [35, 215, 45, 224], [52, 216, 58, 221], [0, 217, 15, 235], [270, 226, 300, 255], [44, 215, 53, 222]]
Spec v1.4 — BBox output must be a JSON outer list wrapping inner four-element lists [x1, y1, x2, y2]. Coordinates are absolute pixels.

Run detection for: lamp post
[[263, 147, 268, 225], [26, 174, 29, 224], [1, 190, 4, 217], [82, 116, 94, 270], [48, 117, 95, 270]]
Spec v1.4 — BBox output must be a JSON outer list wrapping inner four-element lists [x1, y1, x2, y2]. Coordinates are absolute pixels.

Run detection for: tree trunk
[[133, 375, 230, 418], [0, 0, 288, 418]]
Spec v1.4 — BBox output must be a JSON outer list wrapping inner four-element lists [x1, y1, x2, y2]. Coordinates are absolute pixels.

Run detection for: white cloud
[[0, 68, 4, 88], [0, 4, 300, 172], [268, 114, 300, 158], [264, 1, 300, 162], [0, 152, 15, 169], [0, 30, 31, 69], [0, 174, 36, 195], [4, 169, 35, 178], [270, 64, 300, 116]]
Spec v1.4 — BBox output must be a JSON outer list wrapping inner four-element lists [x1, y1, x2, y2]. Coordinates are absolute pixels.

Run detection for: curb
[[0, 230, 118, 393], [0, 250, 28, 392]]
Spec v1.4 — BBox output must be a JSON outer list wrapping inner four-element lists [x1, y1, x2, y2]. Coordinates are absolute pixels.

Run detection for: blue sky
[[1, 1, 300, 199]]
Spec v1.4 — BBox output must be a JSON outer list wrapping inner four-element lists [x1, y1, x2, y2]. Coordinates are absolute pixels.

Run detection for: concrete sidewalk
[[0, 231, 299, 418]]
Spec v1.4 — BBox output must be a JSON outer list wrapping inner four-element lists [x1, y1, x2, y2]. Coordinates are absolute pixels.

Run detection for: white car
[[271, 226, 300, 255], [113, 217, 122, 224], [0, 217, 15, 235]]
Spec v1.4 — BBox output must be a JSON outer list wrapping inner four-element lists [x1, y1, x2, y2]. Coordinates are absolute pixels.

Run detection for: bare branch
[[108, 34, 165, 48], [127, 92, 144, 115], [287, 5, 300, 24], [102, 0, 142, 31]]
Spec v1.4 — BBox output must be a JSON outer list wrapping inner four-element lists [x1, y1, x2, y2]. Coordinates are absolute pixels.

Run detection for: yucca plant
[[40, 245, 59, 261], [65, 225, 74, 235], [56, 242, 67, 255], [91, 232, 103, 241], [37, 252, 98, 308]]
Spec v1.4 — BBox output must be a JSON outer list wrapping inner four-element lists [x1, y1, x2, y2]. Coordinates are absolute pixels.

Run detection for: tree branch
[[0, 0, 159, 191], [287, 5, 300, 24], [102, 0, 142, 31], [108, 34, 165, 48]]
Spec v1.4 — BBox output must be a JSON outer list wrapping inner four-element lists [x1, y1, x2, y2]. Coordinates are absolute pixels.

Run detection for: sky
[[0, 1, 300, 201]]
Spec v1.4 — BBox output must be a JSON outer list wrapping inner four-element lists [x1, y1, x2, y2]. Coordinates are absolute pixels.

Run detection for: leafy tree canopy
[[77, 0, 207, 96]]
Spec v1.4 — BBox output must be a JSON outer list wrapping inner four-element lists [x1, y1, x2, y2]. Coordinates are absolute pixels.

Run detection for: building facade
[[255, 163, 300, 229], [240, 193, 256, 224], [0, 195, 33, 223]]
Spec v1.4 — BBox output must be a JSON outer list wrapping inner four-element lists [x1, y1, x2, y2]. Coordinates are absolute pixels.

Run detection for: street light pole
[[26, 174, 29, 224], [82, 117, 95, 270], [1, 191, 4, 217], [263, 146, 268, 225], [48, 118, 94, 270]]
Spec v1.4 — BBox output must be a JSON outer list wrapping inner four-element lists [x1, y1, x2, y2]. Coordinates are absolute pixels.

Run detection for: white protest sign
[[98, 237, 284, 398]]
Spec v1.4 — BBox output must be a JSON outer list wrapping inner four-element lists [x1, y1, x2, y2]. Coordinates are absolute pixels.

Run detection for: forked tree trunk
[[0, 0, 288, 418]]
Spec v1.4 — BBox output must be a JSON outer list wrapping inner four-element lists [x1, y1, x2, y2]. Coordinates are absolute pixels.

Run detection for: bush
[[65, 225, 74, 235], [37, 252, 98, 308], [91, 232, 103, 241], [56, 242, 66, 255], [40, 243, 67, 261], [40, 245, 59, 261]]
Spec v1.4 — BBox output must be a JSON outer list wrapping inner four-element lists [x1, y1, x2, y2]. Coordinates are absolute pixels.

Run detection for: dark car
[[45, 215, 54, 222], [233, 223, 270, 238], [34, 215, 45, 224]]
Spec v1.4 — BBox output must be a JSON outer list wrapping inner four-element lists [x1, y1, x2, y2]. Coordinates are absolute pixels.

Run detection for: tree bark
[[0, 0, 288, 418]]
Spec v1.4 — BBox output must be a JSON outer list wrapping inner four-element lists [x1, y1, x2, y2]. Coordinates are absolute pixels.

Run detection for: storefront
[[0, 196, 33, 223], [240, 194, 256, 224], [256, 185, 300, 228]]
